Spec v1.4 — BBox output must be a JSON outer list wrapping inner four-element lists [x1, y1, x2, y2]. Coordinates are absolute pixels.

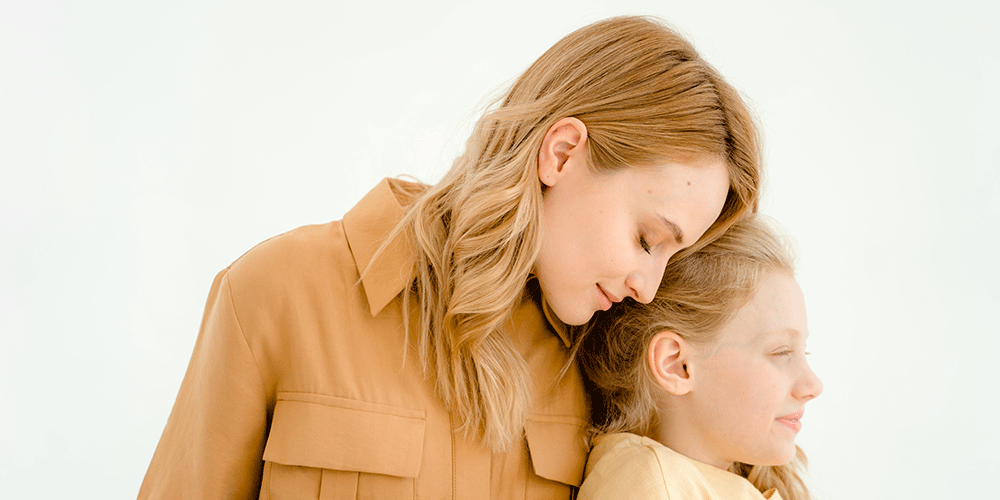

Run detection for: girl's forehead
[[708, 307, 766, 352], [708, 273, 809, 351]]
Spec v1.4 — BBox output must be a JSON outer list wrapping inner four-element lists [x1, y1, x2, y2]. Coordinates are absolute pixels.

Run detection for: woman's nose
[[625, 259, 667, 304]]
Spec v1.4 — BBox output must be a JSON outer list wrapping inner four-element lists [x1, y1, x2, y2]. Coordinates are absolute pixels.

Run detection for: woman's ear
[[537, 117, 588, 187], [648, 331, 694, 396]]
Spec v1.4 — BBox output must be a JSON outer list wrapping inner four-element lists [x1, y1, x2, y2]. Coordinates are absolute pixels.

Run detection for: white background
[[2, 1, 998, 498]]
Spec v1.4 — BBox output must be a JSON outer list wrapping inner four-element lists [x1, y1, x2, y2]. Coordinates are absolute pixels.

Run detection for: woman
[[139, 16, 760, 499]]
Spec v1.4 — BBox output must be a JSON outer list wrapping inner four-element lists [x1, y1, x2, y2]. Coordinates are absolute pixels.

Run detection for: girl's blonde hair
[[580, 215, 812, 500], [395, 15, 762, 452]]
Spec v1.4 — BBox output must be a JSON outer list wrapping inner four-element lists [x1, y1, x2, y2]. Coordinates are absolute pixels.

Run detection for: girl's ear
[[537, 117, 588, 187], [648, 331, 694, 395]]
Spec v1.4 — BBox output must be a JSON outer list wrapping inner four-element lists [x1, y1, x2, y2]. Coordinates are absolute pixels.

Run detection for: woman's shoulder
[[237, 219, 349, 265], [225, 220, 353, 294], [225, 176, 425, 297]]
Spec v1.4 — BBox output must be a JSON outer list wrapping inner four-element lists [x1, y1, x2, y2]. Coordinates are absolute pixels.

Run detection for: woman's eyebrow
[[659, 216, 684, 244]]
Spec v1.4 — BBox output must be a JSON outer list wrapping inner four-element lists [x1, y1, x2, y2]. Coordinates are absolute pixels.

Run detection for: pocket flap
[[263, 392, 426, 478], [524, 415, 589, 487]]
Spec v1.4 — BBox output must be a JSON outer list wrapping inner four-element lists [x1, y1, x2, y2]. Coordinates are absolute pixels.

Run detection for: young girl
[[140, 16, 761, 499], [579, 216, 823, 500]]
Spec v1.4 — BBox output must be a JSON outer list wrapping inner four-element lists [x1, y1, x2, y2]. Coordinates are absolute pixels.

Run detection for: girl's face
[[679, 272, 824, 468], [534, 157, 730, 326]]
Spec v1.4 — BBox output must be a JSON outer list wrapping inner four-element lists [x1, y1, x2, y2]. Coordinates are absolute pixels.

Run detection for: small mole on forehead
[[687, 181, 691, 186]]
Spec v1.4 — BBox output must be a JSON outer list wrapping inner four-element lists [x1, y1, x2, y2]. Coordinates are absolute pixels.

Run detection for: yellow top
[[139, 178, 589, 499], [579, 433, 782, 500]]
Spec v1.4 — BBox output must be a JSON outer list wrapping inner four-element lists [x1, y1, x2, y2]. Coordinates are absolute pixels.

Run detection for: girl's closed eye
[[771, 347, 812, 362], [771, 347, 794, 358]]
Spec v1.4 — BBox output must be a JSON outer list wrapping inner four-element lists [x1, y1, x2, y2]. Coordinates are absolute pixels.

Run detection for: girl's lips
[[596, 284, 617, 311], [776, 412, 803, 432]]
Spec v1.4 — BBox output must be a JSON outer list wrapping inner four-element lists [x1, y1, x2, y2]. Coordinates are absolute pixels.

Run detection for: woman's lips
[[596, 284, 618, 311], [776, 412, 803, 432]]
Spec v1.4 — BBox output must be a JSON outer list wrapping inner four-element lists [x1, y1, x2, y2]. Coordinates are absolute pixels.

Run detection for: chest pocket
[[261, 392, 425, 500], [524, 415, 590, 499]]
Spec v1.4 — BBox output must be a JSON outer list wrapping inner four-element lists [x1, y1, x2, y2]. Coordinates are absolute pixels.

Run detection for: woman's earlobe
[[648, 331, 694, 396], [537, 117, 588, 187]]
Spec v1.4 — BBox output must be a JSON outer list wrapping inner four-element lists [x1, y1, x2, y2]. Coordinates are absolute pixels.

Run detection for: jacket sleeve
[[138, 268, 269, 499]]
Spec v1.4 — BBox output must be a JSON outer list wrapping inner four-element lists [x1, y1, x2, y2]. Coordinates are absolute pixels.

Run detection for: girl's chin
[[737, 447, 797, 468]]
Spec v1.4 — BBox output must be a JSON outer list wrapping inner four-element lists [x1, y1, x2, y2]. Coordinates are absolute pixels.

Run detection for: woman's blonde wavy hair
[[580, 215, 813, 500], [394, 15, 762, 452]]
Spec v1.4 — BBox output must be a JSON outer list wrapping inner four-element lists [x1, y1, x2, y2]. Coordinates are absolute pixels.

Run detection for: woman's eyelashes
[[639, 235, 652, 254]]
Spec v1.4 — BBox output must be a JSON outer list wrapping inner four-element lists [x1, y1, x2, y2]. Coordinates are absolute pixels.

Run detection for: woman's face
[[534, 156, 730, 325], [680, 272, 824, 468]]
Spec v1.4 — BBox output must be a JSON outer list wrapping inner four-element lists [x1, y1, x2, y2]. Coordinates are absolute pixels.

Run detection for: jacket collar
[[342, 178, 572, 348], [342, 178, 418, 316], [528, 276, 573, 349]]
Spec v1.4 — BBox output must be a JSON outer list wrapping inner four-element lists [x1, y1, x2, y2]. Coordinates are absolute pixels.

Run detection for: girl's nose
[[795, 363, 824, 402]]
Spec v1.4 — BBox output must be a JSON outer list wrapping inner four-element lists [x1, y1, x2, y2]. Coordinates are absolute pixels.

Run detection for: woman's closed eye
[[639, 235, 651, 254]]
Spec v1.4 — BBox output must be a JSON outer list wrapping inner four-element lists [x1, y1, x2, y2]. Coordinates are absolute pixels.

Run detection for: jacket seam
[[223, 272, 270, 405], [276, 392, 425, 419], [649, 443, 672, 500], [450, 411, 457, 500]]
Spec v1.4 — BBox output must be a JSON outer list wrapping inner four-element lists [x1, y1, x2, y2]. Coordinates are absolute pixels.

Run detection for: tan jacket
[[139, 179, 589, 499], [579, 433, 782, 500]]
